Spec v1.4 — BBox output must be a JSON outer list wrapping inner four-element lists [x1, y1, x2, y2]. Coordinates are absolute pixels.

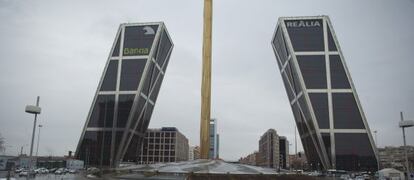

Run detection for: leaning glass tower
[[271, 16, 378, 171], [75, 22, 173, 168]]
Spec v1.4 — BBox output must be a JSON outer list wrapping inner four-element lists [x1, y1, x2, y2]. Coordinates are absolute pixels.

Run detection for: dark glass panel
[[142, 62, 155, 96], [309, 93, 329, 129], [162, 49, 172, 72], [88, 95, 115, 128], [123, 133, 142, 162], [111, 34, 121, 57], [281, 72, 295, 101], [332, 93, 365, 129], [150, 66, 160, 88], [150, 74, 165, 102], [327, 26, 337, 51], [302, 134, 322, 170], [297, 55, 327, 89], [102, 132, 112, 166], [123, 25, 158, 56], [330, 55, 351, 89], [285, 62, 294, 88], [134, 97, 146, 133], [114, 131, 124, 158], [120, 59, 146, 91], [298, 96, 312, 126], [117, 94, 135, 128], [321, 133, 331, 163], [292, 103, 306, 136], [273, 27, 289, 67], [142, 104, 154, 131], [100, 61, 118, 91], [289, 62, 302, 95], [155, 30, 172, 67], [78, 131, 111, 166], [285, 19, 324, 51], [335, 133, 377, 171]]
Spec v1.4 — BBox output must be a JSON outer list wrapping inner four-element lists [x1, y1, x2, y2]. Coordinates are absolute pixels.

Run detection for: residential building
[[271, 15, 378, 171], [378, 146, 414, 171], [189, 146, 201, 161], [258, 129, 279, 169], [76, 22, 173, 168], [138, 127, 189, 164], [239, 152, 259, 166], [209, 118, 219, 159], [279, 136, 289, 169]]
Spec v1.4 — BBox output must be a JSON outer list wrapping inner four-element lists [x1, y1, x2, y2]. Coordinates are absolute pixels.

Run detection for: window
[[88, 95, 115, 127], [327, 26, 337, 51], [111, 34, 121, 57], [281, 72, 295, 101], [150, 74, 164, 102], [273, 27, 289, 67], [123, 25, 158, 56], [285, 19, 324, 51], [79, 131, 112, 166], [335, 133, 377, 171], [332, 93, 365, 129], [120, 59, 147, 91], [100, 61, 118, 91], [117, 94, 135, 127], [309, 93, 329, 129], [330, 55, 350, 89], [321, 133, 331, 163], [155, 30, 172, 67], [297, 55, 327, 89]]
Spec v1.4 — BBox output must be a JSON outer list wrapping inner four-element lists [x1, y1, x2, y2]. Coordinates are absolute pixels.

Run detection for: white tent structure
[[378, 168, 405, 180]]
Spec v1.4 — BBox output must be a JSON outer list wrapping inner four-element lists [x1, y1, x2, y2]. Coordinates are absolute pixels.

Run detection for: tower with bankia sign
[[75, 22, 173, 168], [271, 16, 378, 171]]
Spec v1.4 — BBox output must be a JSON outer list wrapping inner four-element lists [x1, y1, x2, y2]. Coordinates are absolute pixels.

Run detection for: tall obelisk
[[200, 0, 212, 159]]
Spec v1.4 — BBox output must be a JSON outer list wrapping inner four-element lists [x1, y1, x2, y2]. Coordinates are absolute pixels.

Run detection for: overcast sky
[[0, 0, 413, 161]]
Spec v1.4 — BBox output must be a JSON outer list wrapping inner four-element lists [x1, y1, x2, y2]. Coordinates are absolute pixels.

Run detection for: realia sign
[[286, 20, 321, 28]]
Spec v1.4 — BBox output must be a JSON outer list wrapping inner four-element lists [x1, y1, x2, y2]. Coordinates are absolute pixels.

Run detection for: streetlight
[[36, 124, 43, 157], [25, 96, 41, 177], [399, 111, 414, 178], [373, 130, 378, 147]]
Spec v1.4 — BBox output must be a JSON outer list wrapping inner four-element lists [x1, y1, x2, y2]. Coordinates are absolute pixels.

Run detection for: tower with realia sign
[[271, 16, 378, 171]]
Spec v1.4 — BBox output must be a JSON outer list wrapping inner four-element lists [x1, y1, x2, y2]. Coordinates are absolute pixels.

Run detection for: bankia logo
[[286, 20, 321, 28]]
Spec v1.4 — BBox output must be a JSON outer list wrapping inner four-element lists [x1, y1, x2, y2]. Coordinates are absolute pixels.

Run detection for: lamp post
[[25, 96, 41, 178], [399, 112, 414, 179], [36, 124, 42, 157]]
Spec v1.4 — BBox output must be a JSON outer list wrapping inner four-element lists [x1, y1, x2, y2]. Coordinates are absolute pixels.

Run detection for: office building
[[378, 146, 414, 171], [137, 127, 188, 164], [258, 129, 279, 169], [239, 152, 259, 166], [279, 136, 289, 169], [75, 22, 173, 167], [271, 16, 378, 171], [189, 146, 201, 161], [209, 118, 219, 159]]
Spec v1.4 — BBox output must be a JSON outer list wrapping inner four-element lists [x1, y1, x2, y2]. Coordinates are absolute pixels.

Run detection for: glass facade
[[272, 16, 378, 171], [76, 22, 173, 168]]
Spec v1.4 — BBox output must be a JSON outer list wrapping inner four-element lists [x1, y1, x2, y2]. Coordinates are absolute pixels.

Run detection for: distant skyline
[[0, 0, 413, 161]]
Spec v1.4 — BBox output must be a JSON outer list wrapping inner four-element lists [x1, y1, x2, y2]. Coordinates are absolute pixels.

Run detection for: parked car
[[69, 169, 77, 174], [54, 168, 64, 175], [18, 171, 28, 177]]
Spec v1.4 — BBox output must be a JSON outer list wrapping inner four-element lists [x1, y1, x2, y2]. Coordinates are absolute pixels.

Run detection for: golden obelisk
[[200, 0, 212, 159]]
